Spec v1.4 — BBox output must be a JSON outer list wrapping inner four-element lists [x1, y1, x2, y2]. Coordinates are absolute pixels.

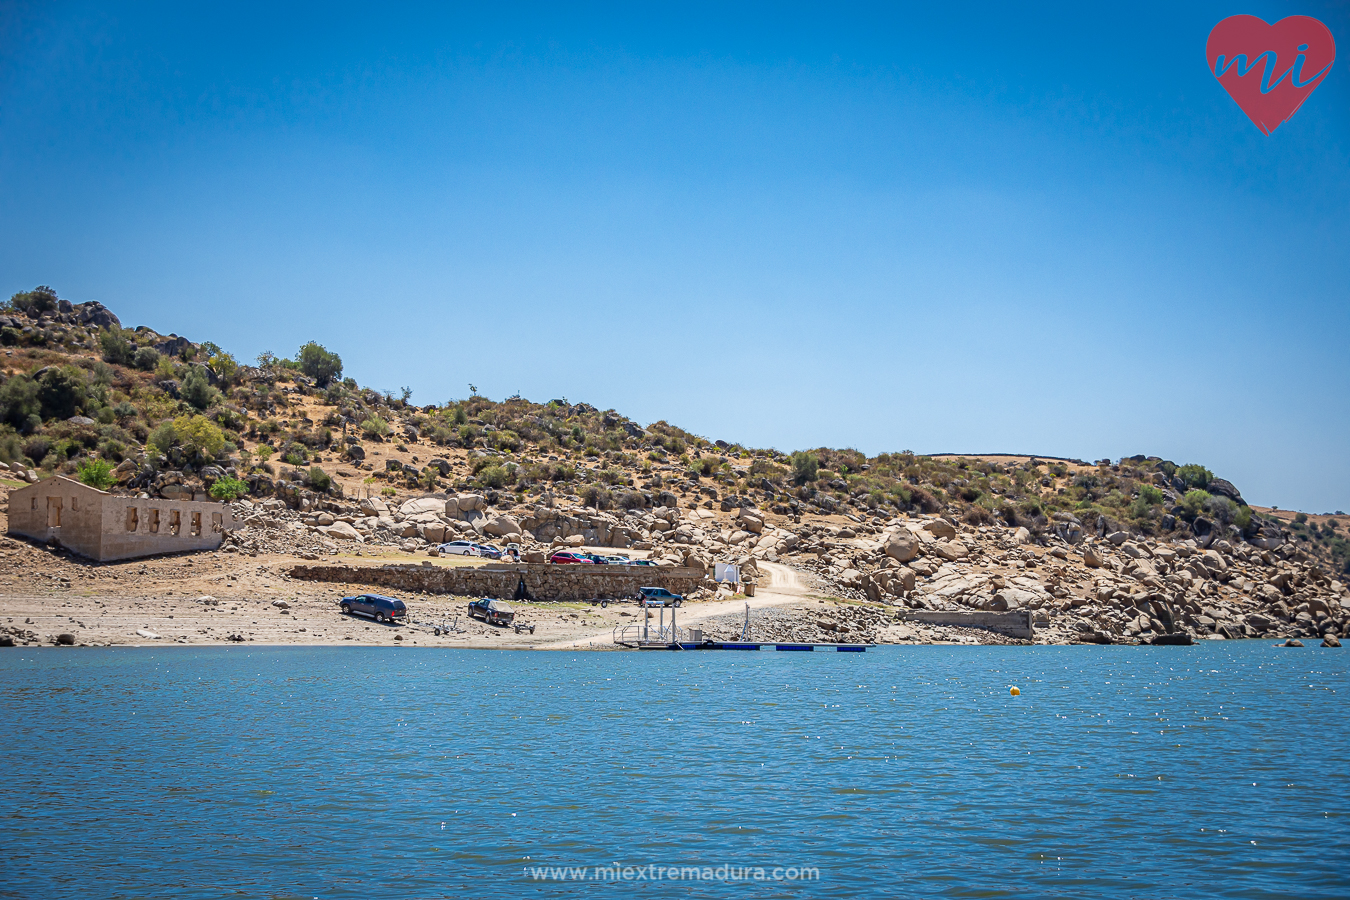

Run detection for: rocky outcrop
[[74, 301, 120, 329]]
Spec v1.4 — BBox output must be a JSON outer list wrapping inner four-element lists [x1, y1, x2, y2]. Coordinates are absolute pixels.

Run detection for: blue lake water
[[1, 643, 1346, 899]]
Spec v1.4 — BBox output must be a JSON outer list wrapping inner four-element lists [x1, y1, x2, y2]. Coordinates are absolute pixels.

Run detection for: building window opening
[[149, 509, 160, 534], [210, 513, 223, 534], [169, 510, 181, 536], [125, 507, 138, 532], [190, 512, 201, 536], [47, 497, 63, 528]]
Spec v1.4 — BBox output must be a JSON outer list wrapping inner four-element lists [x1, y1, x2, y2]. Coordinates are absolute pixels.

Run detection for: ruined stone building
[[7, 475, 235, 562]]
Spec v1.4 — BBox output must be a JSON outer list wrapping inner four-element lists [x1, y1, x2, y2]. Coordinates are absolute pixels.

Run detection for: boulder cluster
[[776, 514, 1349, 645]]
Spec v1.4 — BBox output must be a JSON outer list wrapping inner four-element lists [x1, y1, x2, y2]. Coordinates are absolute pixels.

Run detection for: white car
[[438, 540, 479, 556]]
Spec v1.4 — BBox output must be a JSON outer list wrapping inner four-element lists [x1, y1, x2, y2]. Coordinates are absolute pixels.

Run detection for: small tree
[[207, 351, 239, 384], [99, 328, 135, 366], [76, 458, 115, 490], [180, 367, 215, 410], [297, 342, 343, 387], [209, 476, 250, 500], [37, 365, 88, 421], [8, 285, 60, 315], [791, 451, 820, 485], [172, 414, 226, 459]]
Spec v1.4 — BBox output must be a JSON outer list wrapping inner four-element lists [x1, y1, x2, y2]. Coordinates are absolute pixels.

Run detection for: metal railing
[[613, 622, 688, 646]]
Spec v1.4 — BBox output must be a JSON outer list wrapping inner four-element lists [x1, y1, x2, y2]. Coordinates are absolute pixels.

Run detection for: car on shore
[[339, 594, 408, 623], [439, 540, 503, 559], [467, 598, 515, 625], [637, 586, 683, 607], [549, 550, 594, 564]]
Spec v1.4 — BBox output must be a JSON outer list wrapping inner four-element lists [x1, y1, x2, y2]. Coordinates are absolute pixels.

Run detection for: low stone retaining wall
[[902, 609, 1035, 639], [288, 562, 709, 602]]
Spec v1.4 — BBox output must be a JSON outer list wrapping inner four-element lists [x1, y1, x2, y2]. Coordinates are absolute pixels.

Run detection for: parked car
[[581, 552, 616, 565], [637, 586, 683, 607], [339, 594, 408, 623], [626, 559, 657, 567], [600, 555, 632, 565], [550, 550, 594, 564], [439, 540, 503, 559], [467, 598, 515, 625]]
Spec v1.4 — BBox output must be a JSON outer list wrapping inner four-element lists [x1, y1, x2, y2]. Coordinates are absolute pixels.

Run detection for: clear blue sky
[[2, 2, 1347, 512]]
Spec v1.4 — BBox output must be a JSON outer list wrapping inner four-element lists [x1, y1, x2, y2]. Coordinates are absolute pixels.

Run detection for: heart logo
[[1206, 15, 1336, 134]]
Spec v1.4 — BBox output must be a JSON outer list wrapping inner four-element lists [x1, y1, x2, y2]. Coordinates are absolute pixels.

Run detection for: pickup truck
[[339, 594, 408, 623], [467, 598, 515, 626]]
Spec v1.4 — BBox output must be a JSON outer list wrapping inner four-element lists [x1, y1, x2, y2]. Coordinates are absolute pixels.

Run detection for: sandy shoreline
[[0, 536, 1037, 649]]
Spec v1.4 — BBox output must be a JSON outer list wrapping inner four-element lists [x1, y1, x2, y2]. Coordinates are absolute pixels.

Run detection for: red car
[[549, 550, 595, 564]]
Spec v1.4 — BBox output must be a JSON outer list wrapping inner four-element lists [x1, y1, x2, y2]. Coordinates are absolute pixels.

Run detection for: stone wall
[[288, 562, 710, 602], [901, 609, 1035, 639]]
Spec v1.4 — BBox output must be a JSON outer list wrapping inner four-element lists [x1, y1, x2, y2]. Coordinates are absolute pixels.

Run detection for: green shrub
[[691, 457, 719, 478], [477, 464, 508, 488], [580, 484, 613, 509], [132, 346, 161, 371], [493, 429, 522, 452], [99, 328, 135, 365], [361, 416, 390, 438], [8, 285, 59, 315], [1206, 496, 1237, 525], [1177, 464, 1212, 490], [173, 415, 226, 459], [180, 367, 215, 410], [1138, 485, 1164, 506], [790, 451, 819, 485], [76, 458, 115, 490], [209, 476, 250, 500], [1235, 505, 1253, 531], [37, 366, 88, 421], [0, 375, 40, 430], [1182, 489, 1211, 516], [297, 342, 343, 387], [307, 466, 332, 492], [147, 421, 177, 455]]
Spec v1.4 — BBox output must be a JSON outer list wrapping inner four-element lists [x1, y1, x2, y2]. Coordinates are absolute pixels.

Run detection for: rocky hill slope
[[0, 285, 1346, 646]]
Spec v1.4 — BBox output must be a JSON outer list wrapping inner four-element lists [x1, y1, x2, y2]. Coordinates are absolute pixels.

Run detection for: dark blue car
[[339, 593, 407, 623]]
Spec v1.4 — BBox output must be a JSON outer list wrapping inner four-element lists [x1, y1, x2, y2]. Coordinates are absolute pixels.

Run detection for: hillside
[[0, 284, 1347, 649]]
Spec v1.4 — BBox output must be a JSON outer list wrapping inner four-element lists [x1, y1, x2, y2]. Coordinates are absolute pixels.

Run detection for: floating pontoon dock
[[611, 599, 870, 651]]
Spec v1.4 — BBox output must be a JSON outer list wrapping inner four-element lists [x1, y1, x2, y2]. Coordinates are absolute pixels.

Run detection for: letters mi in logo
[[1207, 15, 1336, 134]]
